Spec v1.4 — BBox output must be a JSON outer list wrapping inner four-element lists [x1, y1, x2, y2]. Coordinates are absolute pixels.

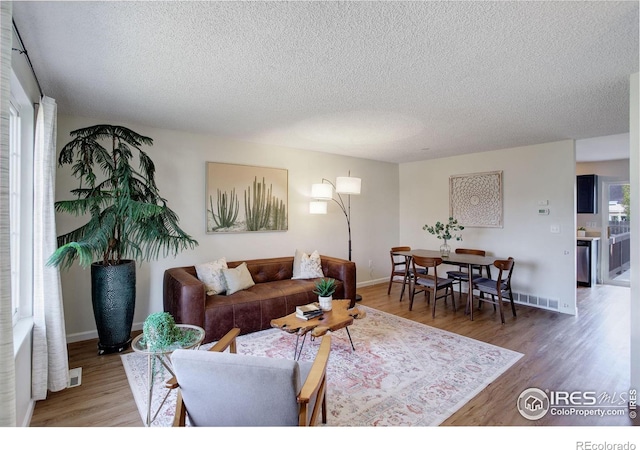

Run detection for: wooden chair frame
[[472, 257, 516, 324], [388, 246, 412, 301], [446, 248, 489, 299], [167, 327, 331, 426], [409, 255, 455, 317]]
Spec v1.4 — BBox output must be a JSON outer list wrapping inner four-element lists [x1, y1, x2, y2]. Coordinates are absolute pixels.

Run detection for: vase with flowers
[[423, 217, 464, 257]]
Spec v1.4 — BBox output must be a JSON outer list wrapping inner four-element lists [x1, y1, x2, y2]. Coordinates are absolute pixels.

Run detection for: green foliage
[[244, 176, 272, 231], [47, 125, 198, 268], [271, 198, 287, 230], [423, 217, 464, 241], [243, 177, 287, 231], [622, 184, 631, 220], [209, 188, 239, 229], [141, 312, 195, 352], [142, 312, 197, 377], [313, 278, 336, 297]]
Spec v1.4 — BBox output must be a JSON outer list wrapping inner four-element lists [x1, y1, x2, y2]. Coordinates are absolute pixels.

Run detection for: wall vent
[[68, 367, 82, 388], [513, 292, 560, 312]]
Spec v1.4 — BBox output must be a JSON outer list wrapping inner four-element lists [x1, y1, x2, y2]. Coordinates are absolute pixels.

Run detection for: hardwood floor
[[29, 282, 635, 427]]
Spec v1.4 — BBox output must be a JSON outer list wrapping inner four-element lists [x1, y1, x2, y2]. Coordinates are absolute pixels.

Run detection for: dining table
[[392, 249, 502, 320]]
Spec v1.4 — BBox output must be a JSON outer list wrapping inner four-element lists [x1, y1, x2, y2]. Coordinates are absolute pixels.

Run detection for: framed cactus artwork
[[205, 162, 288, 233]]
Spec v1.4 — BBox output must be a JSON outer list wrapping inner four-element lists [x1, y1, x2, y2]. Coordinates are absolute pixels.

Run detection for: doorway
[[602, 181, 630, 287]]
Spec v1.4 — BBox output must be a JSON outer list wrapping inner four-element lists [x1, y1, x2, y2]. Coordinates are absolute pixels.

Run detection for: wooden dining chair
[[446, 248, 488, 300], [409, 255, 455, 318], [388, 246, 425, 301], [471, 257, 516, 324]]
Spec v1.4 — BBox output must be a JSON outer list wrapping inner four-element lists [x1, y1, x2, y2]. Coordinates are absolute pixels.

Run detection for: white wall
[[629, 72, 639, 391], [399, 140, 577, 315], [55, 115, 399, 341]]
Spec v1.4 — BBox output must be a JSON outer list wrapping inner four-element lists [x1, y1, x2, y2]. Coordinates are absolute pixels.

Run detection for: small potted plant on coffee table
[[314, 278, 336, 311]]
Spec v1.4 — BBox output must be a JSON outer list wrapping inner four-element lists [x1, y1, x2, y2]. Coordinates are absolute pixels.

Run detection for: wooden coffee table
[[270, 299, 365, 359]]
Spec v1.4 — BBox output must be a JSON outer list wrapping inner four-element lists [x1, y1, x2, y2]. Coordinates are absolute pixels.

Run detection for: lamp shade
[[309, 201, 328, 214], [311, 183, 333, 200], [335, 176, 361, 195]]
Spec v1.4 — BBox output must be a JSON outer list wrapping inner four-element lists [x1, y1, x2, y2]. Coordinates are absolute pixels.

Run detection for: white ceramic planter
[[319, 295, 333, 311]]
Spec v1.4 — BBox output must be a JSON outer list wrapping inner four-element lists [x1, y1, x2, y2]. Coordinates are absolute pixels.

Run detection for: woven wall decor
[[449, 171, 503, 228]]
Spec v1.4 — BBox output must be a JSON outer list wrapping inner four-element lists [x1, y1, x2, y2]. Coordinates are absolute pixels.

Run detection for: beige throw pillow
[[292, 249, 324, 279], [195, 257, 228, 295], [222, 262, 256, 295]]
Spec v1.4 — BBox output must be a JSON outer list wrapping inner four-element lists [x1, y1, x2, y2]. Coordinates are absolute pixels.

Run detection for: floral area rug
[[121, 305, 522, 426]]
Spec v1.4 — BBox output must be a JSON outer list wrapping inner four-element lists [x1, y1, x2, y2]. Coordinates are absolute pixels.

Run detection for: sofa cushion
[[195, 257, 228, 295], [292, 249, 324, 279], [222, 262, 255, 295]]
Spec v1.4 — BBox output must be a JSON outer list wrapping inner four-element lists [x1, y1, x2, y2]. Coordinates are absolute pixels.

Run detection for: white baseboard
[[357, 278, 387, 288], [66, 322, 144, 344], [22, 399, 35, 427]]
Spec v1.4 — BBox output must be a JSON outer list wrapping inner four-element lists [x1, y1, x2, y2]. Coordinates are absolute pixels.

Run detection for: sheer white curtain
[[0, 0, 17, 427], [32, 96, 69, 399]]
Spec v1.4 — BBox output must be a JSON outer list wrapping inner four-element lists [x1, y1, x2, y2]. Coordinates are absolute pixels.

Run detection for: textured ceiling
[[12, 1, 639, 163]]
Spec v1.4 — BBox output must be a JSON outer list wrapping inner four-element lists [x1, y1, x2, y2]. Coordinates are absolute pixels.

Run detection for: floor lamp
[[310, 173, 362, 301]]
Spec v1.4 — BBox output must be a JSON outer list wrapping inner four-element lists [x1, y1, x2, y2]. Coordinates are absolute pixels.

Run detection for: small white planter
[[319, 295, 333, 311], [577, 230, 586, 237]]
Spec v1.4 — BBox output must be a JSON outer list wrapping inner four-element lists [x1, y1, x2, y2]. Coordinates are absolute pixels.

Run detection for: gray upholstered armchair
[[168, 327, 331, 426]]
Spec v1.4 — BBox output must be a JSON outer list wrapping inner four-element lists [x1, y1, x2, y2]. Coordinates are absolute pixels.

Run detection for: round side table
[[131, 324, 205, 426]]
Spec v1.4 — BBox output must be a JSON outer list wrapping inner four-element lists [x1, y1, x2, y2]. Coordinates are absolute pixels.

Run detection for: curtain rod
[[11, 19, 44, 98]]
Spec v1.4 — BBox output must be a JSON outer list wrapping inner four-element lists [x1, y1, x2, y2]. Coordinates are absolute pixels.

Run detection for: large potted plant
[[48, 125, 198, 354]]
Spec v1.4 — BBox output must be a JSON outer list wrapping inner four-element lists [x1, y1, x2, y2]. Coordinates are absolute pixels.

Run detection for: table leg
[[144, 353, 179, 426], [345, 327, 355, 351], [146, 354, 153, 426], [294, 333, 308, 360], [467, 263, 474, 321]]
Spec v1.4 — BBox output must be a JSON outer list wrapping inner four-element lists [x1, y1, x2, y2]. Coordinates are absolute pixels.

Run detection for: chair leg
[[450, 286, 457, 312], [508, 289, 516, 317], [497, 291, 505, 324], [387, 278, 393, 295], [399, 277, 407, 302], [409, 285, 415, 311], [432, 289, 437, 318]]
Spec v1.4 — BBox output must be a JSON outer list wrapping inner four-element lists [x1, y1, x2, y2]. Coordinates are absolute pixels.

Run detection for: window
[[9, 70, 35, 327], [9, 99, 21, 325]]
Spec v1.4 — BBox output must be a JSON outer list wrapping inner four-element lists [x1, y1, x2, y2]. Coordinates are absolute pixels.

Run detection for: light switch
[[550, 225, 560, 233]]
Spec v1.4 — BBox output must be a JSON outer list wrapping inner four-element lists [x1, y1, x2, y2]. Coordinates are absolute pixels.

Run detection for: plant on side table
[[142, 312, 196, 351], [48, 125, 198, 355], [423, 217, 464, 257], [314, 278, 336, 311]]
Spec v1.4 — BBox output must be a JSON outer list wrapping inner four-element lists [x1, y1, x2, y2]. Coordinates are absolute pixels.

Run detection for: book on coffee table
[[295, 303, 323, 320], [296, 310, 323, 320], [296, 303, 320, 315]]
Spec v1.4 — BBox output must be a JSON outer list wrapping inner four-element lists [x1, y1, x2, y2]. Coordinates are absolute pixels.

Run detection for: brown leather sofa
[[163, 255, 356, 343]]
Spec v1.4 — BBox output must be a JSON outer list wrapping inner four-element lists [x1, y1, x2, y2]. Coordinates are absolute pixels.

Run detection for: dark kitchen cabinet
[[577, 174, 598, 214]]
